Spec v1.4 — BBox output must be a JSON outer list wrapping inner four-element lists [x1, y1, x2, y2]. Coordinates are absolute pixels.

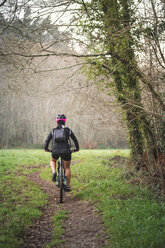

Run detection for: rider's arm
[[44, 131, 52, 150], [70, 131, 79, 150]]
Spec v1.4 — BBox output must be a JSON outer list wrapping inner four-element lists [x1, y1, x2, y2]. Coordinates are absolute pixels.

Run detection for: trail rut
[[22, 167, 108, 248]]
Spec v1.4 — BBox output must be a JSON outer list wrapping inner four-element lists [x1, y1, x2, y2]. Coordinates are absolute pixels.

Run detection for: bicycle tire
[[60, 159, 64, 203]]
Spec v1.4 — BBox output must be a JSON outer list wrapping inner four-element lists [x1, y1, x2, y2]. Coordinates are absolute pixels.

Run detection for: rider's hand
[[45, 148, 50, 152]]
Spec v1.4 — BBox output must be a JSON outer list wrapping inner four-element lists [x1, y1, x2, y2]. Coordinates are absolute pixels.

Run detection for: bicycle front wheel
[[59, 162, 64, 203]]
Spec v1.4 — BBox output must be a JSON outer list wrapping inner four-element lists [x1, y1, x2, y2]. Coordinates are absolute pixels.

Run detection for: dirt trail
[[22, 168, 108, 248]]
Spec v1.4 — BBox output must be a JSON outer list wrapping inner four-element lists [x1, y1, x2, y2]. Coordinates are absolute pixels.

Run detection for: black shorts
[[52, 151, 71, 161]]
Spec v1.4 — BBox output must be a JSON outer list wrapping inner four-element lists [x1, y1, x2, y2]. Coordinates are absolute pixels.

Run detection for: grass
[[0, 175, 48, 248], [0, 149, 165, 248], [45, 210, 68, 248], [0, 149, 50, 173], [0, 149, 50, 248], [71, 150, 165, 248]]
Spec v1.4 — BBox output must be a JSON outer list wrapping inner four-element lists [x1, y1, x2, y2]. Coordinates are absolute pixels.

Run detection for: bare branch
[[81, 0, 90, 17], [0, 51, 110, 58], [0, 0, 7, 7], [137, 69, 165, 112], [33, 61, 88, 73]]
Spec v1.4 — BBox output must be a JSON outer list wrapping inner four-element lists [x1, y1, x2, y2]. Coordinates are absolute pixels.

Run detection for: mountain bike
[[56, 150, 76, 203]]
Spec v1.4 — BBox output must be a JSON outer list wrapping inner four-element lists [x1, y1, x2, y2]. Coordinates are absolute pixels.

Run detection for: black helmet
[[56, 114, 66, 123]]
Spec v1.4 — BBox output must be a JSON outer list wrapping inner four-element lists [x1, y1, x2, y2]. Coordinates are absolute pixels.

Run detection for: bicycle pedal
[[56, 182, 60, 187], [64, 186, 71, 192]]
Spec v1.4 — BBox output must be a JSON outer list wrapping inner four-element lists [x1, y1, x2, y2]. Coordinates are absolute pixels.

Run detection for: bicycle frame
[[57, 156, 66, 203]]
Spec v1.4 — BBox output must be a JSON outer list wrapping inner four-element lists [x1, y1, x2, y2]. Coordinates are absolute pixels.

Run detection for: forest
[[0, 1, 165, 248], [0, 0, 164, 170], [0, 1, 128, 149]]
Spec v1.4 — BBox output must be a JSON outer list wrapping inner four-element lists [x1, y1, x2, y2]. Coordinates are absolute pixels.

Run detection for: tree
[[72, 0, 165, 170], [0, 0, 72, 93]]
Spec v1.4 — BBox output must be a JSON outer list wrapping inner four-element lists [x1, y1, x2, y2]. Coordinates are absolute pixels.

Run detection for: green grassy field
[[0, 149, 50, 248], [0, 149, 165, 248], [71, 150, 165, 248]]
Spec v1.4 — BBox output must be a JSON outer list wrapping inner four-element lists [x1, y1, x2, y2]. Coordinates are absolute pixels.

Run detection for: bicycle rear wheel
[[59, 160, 64, 203]]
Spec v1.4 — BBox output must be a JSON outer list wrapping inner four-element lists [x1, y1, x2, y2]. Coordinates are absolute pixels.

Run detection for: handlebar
[[45, 149, 79, 153]]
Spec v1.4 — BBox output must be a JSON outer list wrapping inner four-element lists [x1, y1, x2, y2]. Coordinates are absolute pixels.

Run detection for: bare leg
[[64, 160, 71, 186], [50, 157, 56, 173]]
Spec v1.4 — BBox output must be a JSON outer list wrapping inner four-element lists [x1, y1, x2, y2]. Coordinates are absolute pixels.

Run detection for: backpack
[[54, 127, 67, 143]]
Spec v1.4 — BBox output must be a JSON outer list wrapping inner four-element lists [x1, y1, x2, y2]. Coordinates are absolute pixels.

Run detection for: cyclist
[[44, 114, 79, 192]]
